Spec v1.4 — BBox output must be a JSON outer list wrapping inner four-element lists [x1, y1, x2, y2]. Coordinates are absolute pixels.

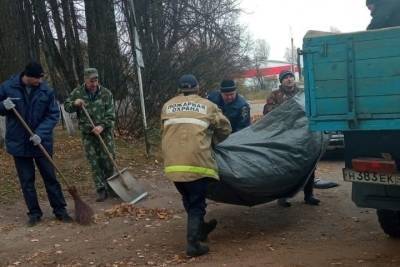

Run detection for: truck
[[302, 27, 400, 237]]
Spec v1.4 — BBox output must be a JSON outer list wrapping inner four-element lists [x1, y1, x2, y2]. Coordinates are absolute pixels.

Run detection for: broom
[[11, 107, 94, 225]]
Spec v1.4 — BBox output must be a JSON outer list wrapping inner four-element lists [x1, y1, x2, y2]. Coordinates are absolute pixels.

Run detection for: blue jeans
[[14, 156, 67, 218]]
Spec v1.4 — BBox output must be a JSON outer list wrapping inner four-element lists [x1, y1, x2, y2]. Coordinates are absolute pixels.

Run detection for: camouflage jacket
[[263, 85, 300, 115], [64, 84, 115, 134]]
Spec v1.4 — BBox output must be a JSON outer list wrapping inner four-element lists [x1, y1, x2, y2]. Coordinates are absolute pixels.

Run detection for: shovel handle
[[11, 107, 71, 188], [81, 106, 121, 175]]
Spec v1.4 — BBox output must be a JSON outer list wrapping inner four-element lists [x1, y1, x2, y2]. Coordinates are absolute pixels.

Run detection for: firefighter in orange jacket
[[161, 74, 231, 257]]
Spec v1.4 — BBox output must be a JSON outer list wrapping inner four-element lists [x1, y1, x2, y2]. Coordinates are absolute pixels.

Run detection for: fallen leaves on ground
[[0, 224, 16, 233], [103, 203, 173, 221]]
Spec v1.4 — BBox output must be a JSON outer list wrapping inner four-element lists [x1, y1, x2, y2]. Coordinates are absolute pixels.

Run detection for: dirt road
[[1, 150, 399, 267]]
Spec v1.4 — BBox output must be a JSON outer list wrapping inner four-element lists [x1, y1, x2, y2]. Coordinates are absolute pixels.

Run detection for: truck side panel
[[303, 27, 400, 131]]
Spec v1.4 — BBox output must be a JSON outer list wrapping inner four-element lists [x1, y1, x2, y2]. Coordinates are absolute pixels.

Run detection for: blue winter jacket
[[0, 74, 60, 157], [208, 91, 251, 133]]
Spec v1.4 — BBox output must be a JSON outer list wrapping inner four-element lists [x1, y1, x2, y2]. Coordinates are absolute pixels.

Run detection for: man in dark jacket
[[366, 0, 400, 30], [0, 62, 72, 226], [208, 79, 250, 133], [264, 70, 329, 207]]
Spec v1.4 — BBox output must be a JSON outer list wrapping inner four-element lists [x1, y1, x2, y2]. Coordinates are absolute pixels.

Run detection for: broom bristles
[[68, 186, 94, 225]]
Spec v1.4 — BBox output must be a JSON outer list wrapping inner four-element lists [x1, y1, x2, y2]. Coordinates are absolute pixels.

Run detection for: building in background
[[239, 60, 300, 91]]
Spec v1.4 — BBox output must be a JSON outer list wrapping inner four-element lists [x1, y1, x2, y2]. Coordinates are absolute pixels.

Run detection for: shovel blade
[[107, 168, 148, 204]]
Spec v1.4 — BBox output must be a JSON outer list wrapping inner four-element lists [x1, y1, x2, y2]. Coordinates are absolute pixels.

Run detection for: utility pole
[[291, 37, 295, 74], [289, 26, 295, 74], [126, 0, 150, 157], [297, 48, 303, 81]]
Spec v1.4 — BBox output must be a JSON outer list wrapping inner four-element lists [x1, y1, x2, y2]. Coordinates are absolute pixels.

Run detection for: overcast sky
[[239, 0, 372, 61]]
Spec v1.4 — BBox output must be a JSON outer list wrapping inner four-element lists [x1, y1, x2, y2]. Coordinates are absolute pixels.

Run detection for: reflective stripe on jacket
[[161, 94, 232, 182]]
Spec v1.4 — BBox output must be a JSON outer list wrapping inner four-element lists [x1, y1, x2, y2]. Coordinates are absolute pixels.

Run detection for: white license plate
[[343, 168, 400, 186]]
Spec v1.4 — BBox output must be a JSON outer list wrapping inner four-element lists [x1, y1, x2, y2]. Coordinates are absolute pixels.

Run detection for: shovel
[[81, 106, 148, 204]]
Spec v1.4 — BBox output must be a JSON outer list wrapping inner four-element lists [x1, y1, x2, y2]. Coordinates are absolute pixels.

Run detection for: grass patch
[[0, 126, 157, 204]]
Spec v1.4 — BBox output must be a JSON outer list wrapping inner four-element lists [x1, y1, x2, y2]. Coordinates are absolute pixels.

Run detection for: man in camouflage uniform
[[366, 0, 400, 30], [263, 70, 320, 207], [64, 68, 116, 202]]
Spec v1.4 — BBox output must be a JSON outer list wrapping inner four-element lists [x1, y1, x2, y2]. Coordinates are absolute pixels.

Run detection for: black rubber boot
[[304, 174, 320, 205], [56, 213, 73, 223], [27, 216, 41, 227], [186, 217, 209, 257], [304, 195, 320, 205], [199, 219, 217, 242], [96, 188, 108, 202]]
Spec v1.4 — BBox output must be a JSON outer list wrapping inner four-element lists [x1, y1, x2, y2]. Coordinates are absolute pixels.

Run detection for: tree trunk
[[0, 0, 38, 82], [84, 0, 123, 97], [64, 0, 84, 84], [32, 0, 79, 100]]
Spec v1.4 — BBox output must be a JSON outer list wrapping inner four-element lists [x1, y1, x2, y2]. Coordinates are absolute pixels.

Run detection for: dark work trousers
[[174, 178, 209, 220], [304, 170, 316, 198], [14, 156, 67, 218]]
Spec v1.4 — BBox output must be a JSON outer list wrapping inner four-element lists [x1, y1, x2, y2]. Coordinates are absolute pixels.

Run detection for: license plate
[[343, 168, 400, 186]]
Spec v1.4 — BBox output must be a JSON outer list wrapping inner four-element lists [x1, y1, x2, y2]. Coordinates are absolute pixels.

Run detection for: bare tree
[[84, 0, 126, 99], [0, 0, 250, 137], [30, 0, 85, 100], [284, 45, 298, 67], [114, 0, 250, 135], [252, 39, 270, 89]]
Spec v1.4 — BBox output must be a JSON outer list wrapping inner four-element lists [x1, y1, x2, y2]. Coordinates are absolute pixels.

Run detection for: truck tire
[[377, 209, 400, 238]]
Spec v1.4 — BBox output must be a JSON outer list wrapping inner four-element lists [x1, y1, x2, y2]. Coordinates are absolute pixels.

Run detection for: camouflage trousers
[[82, 131, 115, 190]]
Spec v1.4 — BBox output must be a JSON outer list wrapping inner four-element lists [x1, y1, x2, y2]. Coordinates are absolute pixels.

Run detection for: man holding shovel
[[64, 68, 116, 202], [0, 62, 72, 227], [161, 74, 231, 257]]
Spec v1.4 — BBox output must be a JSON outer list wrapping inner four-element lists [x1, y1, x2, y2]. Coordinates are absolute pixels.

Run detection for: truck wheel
[[377, 209, 400, 238]]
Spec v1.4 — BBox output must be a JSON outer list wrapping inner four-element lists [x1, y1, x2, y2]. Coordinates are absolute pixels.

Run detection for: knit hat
[[23, 62, 44, 78], [220, 79, 236, 92], [178, 74, 198, 90], [279, 70, 295, 83]]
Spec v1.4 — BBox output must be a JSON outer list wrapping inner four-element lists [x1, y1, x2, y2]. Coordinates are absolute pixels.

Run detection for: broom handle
[[11, 107, 71, 188], [81, 106, 122, 175]]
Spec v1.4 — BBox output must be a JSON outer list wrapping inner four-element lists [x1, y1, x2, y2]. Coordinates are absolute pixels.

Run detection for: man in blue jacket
[[0, 62, 72, 226], [208, 79, 250, 133]]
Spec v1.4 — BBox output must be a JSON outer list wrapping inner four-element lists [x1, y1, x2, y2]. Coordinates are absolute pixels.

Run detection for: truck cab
[[303, 28, 400, 237]]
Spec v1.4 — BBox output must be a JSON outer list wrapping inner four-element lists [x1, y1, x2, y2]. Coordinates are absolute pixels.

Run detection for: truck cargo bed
[[303, 27, 400, 131]]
